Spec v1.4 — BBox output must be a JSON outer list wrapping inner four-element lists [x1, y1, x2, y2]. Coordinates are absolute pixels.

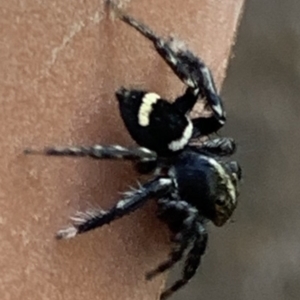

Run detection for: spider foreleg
[[160, 223, 208, 300], [107, 0, 226, 135], [107, 0, 158, 44], [146, 200, 199, 280], [192, 113, 224, 137], [173, 87, 198, 115], [107, 1, 199, 91], [190, 137, 236, 156], [56, 176, 174, 239]]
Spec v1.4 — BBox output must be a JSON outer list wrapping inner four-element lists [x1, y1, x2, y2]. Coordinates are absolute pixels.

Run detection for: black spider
[[25, 1, 242, 299]]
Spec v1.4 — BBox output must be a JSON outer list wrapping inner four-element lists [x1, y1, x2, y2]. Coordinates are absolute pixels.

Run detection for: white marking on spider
[[212, 103, 225, 120], [68, 208, 106, 227], [93, 145, 103, 151], [139, 147, 153, 154], [168, 54, 178, 65], [201, 67, 217, 94], [168, 37, 187, 53], [193, 88, 200, 96], [185, 78, 197, 89], [112, 145, 126, 151], [116, 199, 129, 209], [56, 226, 78, 239], [69, 147, 81, 153], [203, 156, 237, 203], [168, 119, 193, 151], [158, 178, 173, 186], [138, 93, 160, 126]]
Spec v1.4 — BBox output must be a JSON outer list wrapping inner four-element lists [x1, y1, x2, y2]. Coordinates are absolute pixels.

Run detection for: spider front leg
[[189, 137, 237, 156], [108, 0, 226, 136], [108, 0, 197, 91], [146, 199, 201, 279], [161, 223, 208, 300], [56, 176, 174, 239], [24, 144, 157, 162]]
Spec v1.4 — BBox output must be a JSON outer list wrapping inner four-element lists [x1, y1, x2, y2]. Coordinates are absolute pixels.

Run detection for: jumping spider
[[25, 1, 242, 299]]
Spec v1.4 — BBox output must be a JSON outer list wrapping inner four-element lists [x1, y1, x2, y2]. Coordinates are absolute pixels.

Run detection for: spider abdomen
[[116, 87, 193, 155]]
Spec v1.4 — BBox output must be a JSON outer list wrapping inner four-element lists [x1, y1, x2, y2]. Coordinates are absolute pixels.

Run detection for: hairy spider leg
[[146, 199, 200, 279], [24, 145, 157, 162], [189, 137, 237, 157], [160, 223, 208, 300], [56, 177, 174, 239], [108, 0, 197, 91], [108, 1, 197, 103], [107, 0, 226, 135]]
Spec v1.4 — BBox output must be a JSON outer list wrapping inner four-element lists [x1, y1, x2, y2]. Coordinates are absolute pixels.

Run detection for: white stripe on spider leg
[[201, 66, 217, 95], [158, 178, 173, 187], [201, 67, 226, 122], [115, 200, 127, 209], [138, 93, 161, 126], [111, 145, 127, 151], [212, 103, 226, 124], [139, 147, 154, 154], [93, 145, 103, 151]]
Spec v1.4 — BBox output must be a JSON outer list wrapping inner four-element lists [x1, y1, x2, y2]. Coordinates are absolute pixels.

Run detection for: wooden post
[[0, 1, 245, 299]]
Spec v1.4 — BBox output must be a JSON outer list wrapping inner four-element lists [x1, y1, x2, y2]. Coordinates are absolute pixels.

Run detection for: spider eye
[[214, 193, 228, 207], [215, 199, 225, 206]]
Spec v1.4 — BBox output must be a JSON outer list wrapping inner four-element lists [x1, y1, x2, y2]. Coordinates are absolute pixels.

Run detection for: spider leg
[[173, 87, 198, 115], [108, 0, 197, 91], [24, 145, 157, 162], [108, 1, 198, 95], [56, 176, 174, 239], [146, 199, 199, 280], [160, 222, 208, 300], [192, 109, 225, 137], [189, 137, 236, 156], [107, 0, 226, 135], [148, 36, 227, 133]]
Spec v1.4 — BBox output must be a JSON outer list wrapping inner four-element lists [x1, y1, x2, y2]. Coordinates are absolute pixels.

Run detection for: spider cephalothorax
[[25, 1, 242, 299]]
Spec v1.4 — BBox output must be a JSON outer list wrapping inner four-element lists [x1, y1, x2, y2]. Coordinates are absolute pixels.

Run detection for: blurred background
[[169, 0, 300, 299]]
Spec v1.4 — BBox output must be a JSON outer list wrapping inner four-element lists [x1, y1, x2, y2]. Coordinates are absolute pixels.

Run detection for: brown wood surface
[[0, 1, 244, 299]]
